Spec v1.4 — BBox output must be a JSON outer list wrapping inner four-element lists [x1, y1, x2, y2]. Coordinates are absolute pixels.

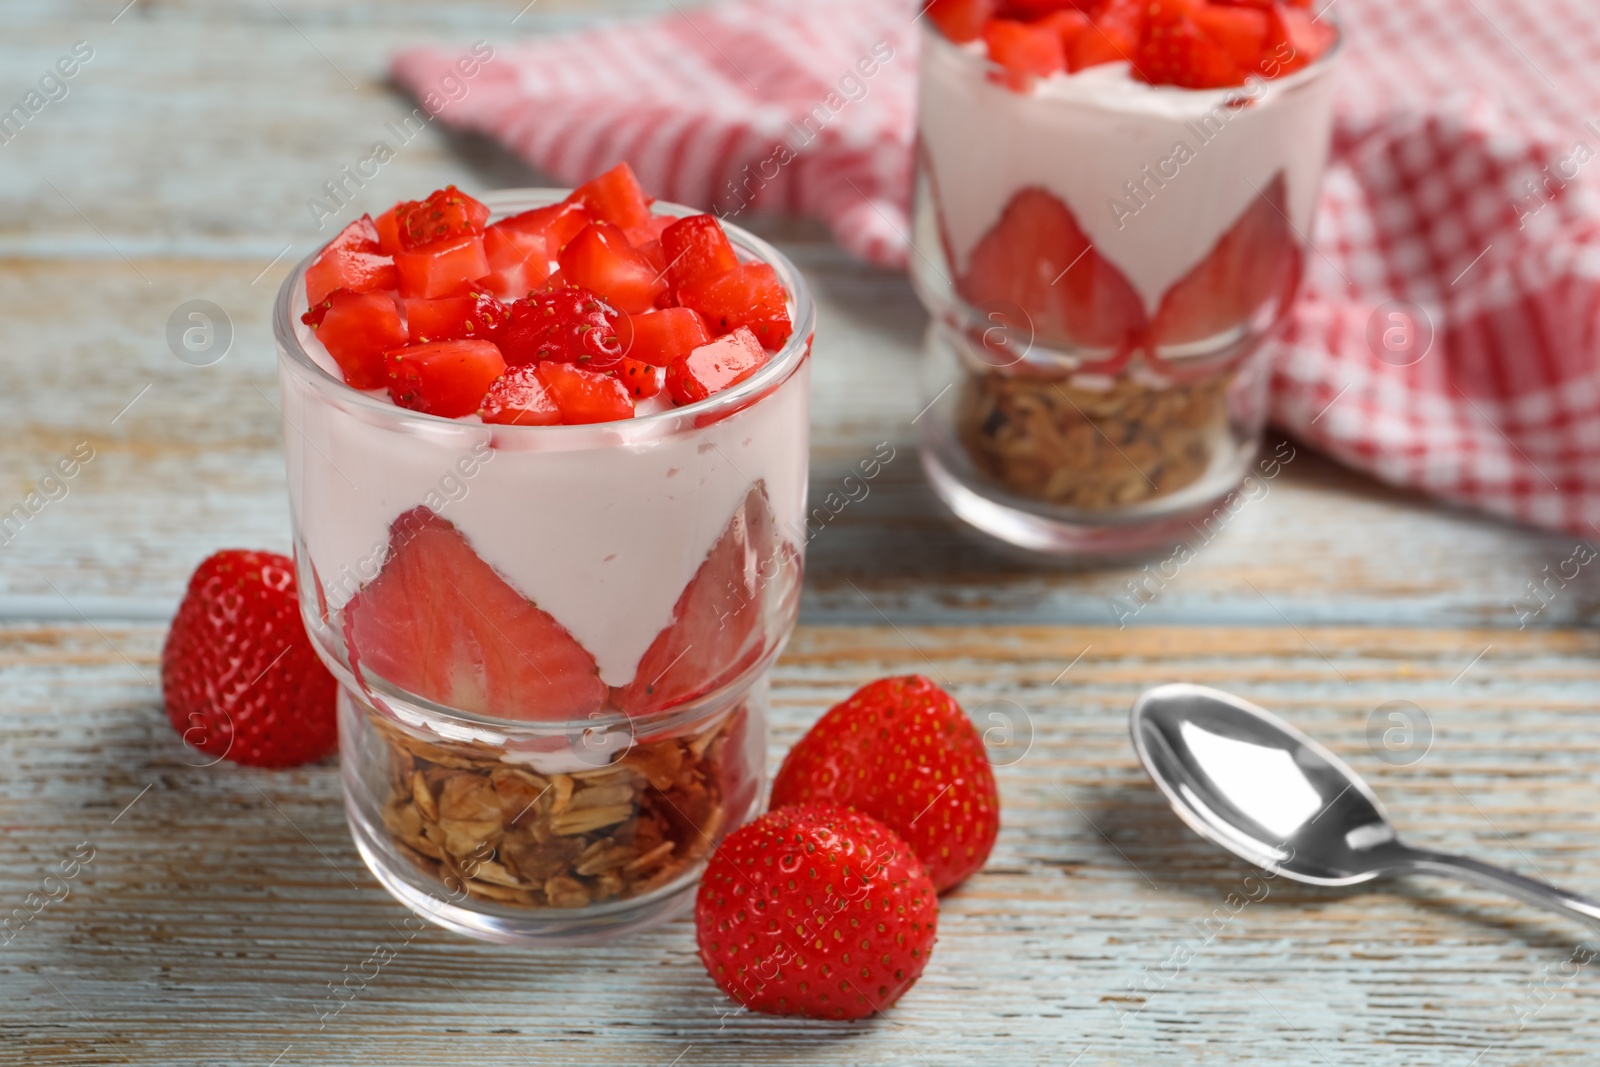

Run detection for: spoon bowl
[[1131, 683, 1600, 929]]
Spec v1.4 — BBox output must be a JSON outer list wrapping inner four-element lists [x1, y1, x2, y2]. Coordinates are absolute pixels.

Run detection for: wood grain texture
[[2, 623, 1598, 1067]]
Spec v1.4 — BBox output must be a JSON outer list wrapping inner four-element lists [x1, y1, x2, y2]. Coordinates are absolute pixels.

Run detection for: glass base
[[921, 444, 1250, 558]]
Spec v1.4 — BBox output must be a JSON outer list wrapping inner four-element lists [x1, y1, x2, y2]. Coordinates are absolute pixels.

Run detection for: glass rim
[[274, 188, 816, 444], [918, 14, 1344, 94]]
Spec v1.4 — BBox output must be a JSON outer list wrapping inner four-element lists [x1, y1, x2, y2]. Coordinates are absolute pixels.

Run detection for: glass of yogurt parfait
[[912, 0, 1340, 554], [274, 170, 813, 944]]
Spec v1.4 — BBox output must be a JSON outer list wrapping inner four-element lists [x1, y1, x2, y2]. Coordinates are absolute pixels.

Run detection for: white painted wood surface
[[1, 1, 1597, 1064]]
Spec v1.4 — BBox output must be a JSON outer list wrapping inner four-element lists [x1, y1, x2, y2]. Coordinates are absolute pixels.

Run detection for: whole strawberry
[[161, 550, 337, 768], [695, 804, 937, 1020], [769, 675, 999, 892]]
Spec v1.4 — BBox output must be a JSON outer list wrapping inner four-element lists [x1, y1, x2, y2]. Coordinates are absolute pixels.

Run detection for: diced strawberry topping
[[404, 291, 510, 344], [395, 185, 491, 250], [498, 288, 624, 368], [478, 364, 562, 426], [666, 327, 769, 406], [1265, 2, 1336, 74], [1039, 7, 1093, 51], [481, 223, 552, 299], [305, 249, 398, 308], [1069, 0, 1145, 70], [659, 214, 740, 292], [343, 507, 607, 720], [496, 200, 592, 257], [618, 357, 661, 399], [619, 306, 712, 367], [1148, 172, 1296, 346], [1192, 3, 1269, 70], [925, 0, 997, 44], [567, 162, 653, 231], [374, 206, 403, 255], [960, 186, 1147, 350], [616, 484, 793, 713], [393, 234, 490, 299], [385, 339, 506, 418], [310, 289, 407, 390], [536, 362, 636, 424], [1137, 6, 1243, 88], [675, 262, 793, 350], [558, 222, 668, 314], [325, 214, 381, 254], [983, 18, 1066, 90]]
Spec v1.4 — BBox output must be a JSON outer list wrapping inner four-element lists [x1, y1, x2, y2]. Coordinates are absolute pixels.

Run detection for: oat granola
[[957, 366, 1231, 509], [372, 706, 742, 910]]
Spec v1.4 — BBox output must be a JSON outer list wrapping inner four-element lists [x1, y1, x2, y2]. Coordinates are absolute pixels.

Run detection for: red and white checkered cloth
[[394, 0, 1600, 537]]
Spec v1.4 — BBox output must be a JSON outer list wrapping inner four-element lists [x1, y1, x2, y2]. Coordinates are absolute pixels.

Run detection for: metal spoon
[[1129, 683, 1600, 930]]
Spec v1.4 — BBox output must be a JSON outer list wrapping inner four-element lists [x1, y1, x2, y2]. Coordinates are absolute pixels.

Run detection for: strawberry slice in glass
[[676, 263, 793, 350], [384, 339, 506, 417], [393, 234, 491, 299]]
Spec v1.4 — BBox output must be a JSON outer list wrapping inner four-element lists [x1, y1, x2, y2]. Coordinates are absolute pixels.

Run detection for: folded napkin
[[393, 0, 1600, 538]]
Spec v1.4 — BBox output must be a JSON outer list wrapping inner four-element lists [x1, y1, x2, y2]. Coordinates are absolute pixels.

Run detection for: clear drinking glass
[[274, 191, 813, 944], [910, 25, 1341, 554]]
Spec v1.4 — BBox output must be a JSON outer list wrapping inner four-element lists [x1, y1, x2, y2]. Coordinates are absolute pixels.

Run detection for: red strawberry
[[498, 287, 624, 369], [536, 361, 636, 424], [676, 262, 793, 350], [616, 484, 795, 714], [558, 222, 668, 314], [959, 186, 1147, 351], [393, 234, 491, 299], [983, 18, 1066, 91], [478, 364, 561, 426], [1192, 3, 1269, 70], [769, 676, 999, 893], [1137, 7, 1244, 88], [618, 357, 661, 399], [567, 162, 653, 231], [924, 0, 996, 44], [658, 214, 740, 292], [1148, 171, 1296, 346], [310, 289, 408, 391], [161, 550, 337, 768], [384, 339, 506, 418], [665, 327, 770, 406], [343, 508, 606, 720], [395, 185, 491, 250], [695, 804, 938, 1020]]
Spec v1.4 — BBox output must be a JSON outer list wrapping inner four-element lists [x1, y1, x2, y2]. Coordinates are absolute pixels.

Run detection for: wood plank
[[2, 623, 1597, 1065], [0, 257, 1588, 629]]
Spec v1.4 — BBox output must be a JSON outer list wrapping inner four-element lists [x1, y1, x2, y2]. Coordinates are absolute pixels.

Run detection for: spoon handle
[[1399, 848, 1600, 930]]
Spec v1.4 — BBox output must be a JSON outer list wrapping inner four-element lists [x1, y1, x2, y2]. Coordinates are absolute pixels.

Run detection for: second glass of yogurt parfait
[[911, 4, 1340, 554], [275, 189, 813, 944]]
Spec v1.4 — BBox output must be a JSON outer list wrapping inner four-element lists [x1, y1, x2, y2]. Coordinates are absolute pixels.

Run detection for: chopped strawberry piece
[[676, 262, 792, 350], [984, 18, 1067, 90], [343, 507, 607, 720], [566, 162, 653, 231], [1149, 172, 1297, 346], [325, 214, 381, 254], [1265, 3, 1336, 74], [404, 291, 509, 344], [395, 185, 491, 250], [499, 288, 624, 368], [374, 206, 403, 255], [305, 248, 397, 308], [536, 361, 635, 424], [481, 223, 551, 299], [624, 214, 675, 249], [633, 238, 669, 278], [619, 306, 712, 367], [393, 234, 490, 299], [659, 214, 740, 292], [1137, 6, 1243, 87], [1193, 3, 1269, 70], [618, 357, 661, 399], [385, 339, 506, 418], [616, 485, 794, 713], [496, 200, 592, 257], [666, 327, 769, 406], [1069, 0, 1144, 70], [558, 222, 668, 314], [478, 364, 562, 426], [1039, 8, 1093, 50], [960, 186, 1147, 350], [924, 0, 996, 44], [311, 289, 407, 390], [999, 0, 1088, 16]]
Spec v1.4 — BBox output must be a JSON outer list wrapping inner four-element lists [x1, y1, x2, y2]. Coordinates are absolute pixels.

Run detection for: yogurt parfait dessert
[[913, 0, 1338, 552], [274, 166, 813, 943]]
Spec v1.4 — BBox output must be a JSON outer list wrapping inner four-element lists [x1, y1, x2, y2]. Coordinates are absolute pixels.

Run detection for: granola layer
[[957, 366, 1231, 509], [371, 706, 742, 910]]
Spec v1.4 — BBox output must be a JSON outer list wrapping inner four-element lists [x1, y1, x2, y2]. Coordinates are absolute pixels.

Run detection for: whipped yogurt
[[916, 30, 1339, 315], [281, 316, 810, 690]]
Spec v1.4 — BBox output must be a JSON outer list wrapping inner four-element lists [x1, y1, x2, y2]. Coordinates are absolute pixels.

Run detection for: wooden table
[[4, 2, 1598, 1064]]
